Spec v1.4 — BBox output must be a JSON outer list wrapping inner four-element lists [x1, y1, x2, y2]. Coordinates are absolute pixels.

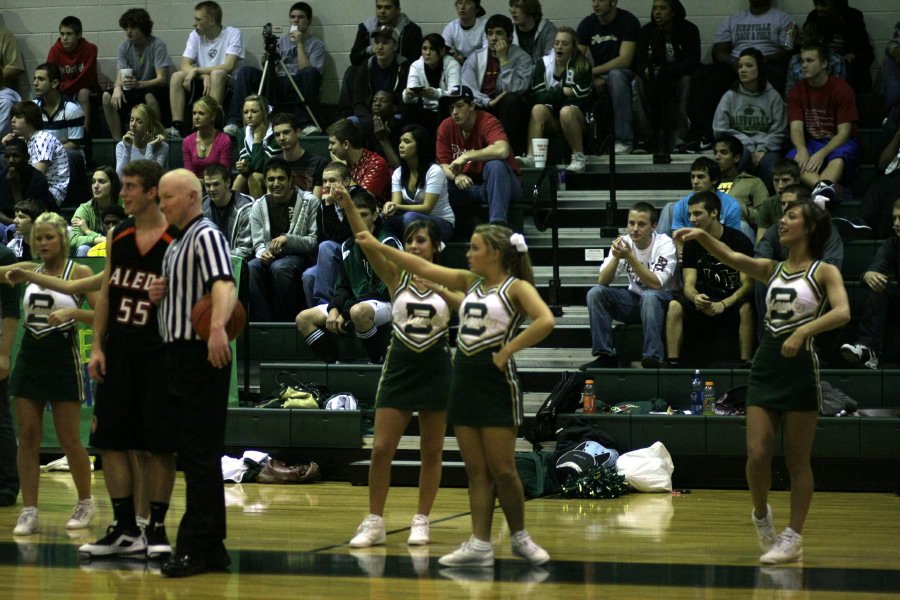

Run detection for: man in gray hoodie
[[248, 157, 319, 321], [508, 0, 557, 64]]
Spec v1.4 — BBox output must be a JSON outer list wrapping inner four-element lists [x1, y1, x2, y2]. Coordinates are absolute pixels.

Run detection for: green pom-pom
[[560, 465, 628, 499]]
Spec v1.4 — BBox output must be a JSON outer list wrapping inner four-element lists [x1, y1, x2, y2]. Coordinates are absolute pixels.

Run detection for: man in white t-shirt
[[168, 1, 244, 136], [581, 202, 679, 370]]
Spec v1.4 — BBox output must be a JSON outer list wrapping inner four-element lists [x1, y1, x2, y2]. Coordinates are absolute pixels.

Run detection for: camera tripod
[[257, 41, 323, 132]]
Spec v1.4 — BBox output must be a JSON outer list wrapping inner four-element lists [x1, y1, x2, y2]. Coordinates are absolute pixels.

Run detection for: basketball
[[191, 294, 247, 341]]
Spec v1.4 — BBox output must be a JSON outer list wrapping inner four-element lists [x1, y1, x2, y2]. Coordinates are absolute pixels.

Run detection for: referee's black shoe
[[161, 553, 207, 578]]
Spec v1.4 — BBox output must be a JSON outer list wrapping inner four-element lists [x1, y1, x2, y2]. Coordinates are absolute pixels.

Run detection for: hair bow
[[509, 233, 528, 253]]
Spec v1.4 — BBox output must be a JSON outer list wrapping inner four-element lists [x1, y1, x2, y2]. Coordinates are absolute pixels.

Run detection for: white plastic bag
[[615, 441, 674, 492]]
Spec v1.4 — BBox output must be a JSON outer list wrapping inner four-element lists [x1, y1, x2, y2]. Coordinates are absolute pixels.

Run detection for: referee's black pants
[[166, 341, 230, 558]]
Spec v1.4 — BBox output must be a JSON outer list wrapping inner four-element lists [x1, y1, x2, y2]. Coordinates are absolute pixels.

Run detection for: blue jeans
[[883, 57, 900, 111], [0, 379, 18, 498], [857, 284, 898, 357], [227, 66, 321, 127], [248, 254, 310, 322], [384, 211, 455, 243], [599, 68, 635, 144], [302, 240, 342, 308], [586, 285, 673, 362], [739, 147, 781, 196], [448, 160, 521, 225]]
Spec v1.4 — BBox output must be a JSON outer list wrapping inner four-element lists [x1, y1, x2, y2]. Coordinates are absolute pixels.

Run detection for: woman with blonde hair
[[233, 94, 279, 199], [115, 103, 169, 181], [357, 223, 555, 566], [182, 95, 232, 179], [2, 212, 98, 535], [517, 26, 593, 172]]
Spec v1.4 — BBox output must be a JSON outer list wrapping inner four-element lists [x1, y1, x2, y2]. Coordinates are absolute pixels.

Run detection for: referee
[[149, 169, 236, 578]]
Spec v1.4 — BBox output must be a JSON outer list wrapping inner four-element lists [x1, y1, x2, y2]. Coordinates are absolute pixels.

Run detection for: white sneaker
[[13, 507, 39, 536], [840, 343, 879, 369], [511, 530, 550, 565], [301, 125, 323, 136], [163, 126, 181, 139], [614, 141, 633, 155], [407, 514, 429, 545], [566, 152, 586, 173], [760, 528, 803, 564], [438, 536, 494, 567], [752, 504, 777, 551], [515, 155, 535, 168], [66, 498, 96, 530], [350, 514, 386, 548], [223, 123, 241, 137]]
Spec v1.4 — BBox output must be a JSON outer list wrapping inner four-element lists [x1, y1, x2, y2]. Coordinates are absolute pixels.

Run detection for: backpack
[[524, 371, 588, 444], [515, 451, 560, 499]]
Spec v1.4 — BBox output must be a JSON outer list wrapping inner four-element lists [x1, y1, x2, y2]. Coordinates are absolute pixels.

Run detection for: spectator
[[713, 47, 787, 192], [508, 0, 557, 64], [755, 158, 802, 243], [860, 122, 900, 238], [202, 163, 253, 260], [70, 166, 121, 256], [351, 26, 410, 134], [666, 191, 755, 367], [6, 199, 41, 260], [460, 14, 533, 157], [47, 16, 98, 133], [840, 199, 900, 370], [576, 0, 641, 154], [84, 204, 127, 257], [233, 94, 279, 199], [802, 0, 873, 93], [182, 96, 232, 179], [115, 103, 168, 181], [436, 85, 522, 231], [102, 8, 171, 141], [659, 157, 746, 239], [0, 139, 53, 223], [271, 112, 327, 198], [303, 161, 354, 308], [168, 1, 244, 137], [443, 0, 487, 64], [784, 21, 846, 98], [884, 22, 900, 115], [518, 26, 593, 173], [4, 101, 70, 208], [340, 0, 423, 118], [327, 119, 391, 205], [676, 0, 796, 153], [714, 134, 771, 227], [402, 33, 461, 130], [225, 2, 324, 137], [383, 125, 455, 242], [632, 0, 700, 155], [580, 202, 679, 370], [0, 24, 24, 89], [754, 183, 843, 341], [296, 188, 401, 364], [369, 90, 403, 168], [0, 70, 19, 139], [787, 43, 859, 189], [248, 157, 319, 322], [32, 63, 85, 152]]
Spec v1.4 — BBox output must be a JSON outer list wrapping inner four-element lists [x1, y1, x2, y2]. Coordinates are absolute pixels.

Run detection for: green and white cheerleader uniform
[[448, 276, 525, 427], [748, 260, 828, 412], [375, 271, 452, 411], [9, 260, 85, 403]]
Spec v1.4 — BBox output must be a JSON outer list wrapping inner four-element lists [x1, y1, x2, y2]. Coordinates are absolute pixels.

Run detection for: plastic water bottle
[[582, 380, 596, 414], [690, 370, 703, 415], [703, 381, 716, 416]]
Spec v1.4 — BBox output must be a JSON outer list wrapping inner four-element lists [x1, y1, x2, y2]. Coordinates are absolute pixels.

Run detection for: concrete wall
[[1, 0, 896, 102]]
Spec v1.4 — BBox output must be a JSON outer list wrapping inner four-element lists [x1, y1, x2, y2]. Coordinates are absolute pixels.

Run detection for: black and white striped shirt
[[159, 215, 234, 342]]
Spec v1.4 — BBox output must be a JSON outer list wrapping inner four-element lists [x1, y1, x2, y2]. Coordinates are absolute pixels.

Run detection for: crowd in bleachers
[[0, 0, 898, 368]]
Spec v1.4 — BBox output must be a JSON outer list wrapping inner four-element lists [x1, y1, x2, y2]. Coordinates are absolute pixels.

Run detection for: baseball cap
[[371, 25, 399, 44], [440, 85, 475, 106]]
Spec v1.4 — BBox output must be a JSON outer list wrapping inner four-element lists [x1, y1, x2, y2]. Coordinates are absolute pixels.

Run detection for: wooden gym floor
[[0, 472, 898, 599]]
